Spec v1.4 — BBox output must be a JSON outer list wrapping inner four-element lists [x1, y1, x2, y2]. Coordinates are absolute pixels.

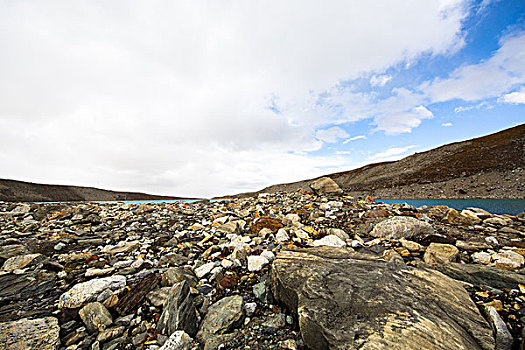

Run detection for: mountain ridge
[[0, 179, 191, 202]]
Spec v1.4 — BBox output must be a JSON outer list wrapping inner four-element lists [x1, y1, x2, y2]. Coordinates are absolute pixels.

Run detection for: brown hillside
[[0, 179, 188, 202], [234, 124, 525, 199]]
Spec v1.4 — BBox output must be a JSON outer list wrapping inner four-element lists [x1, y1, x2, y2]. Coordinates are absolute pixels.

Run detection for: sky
[[0, 0, 524, 198]]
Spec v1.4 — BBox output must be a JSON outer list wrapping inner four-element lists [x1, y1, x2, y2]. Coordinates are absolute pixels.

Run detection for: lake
[[376, 198, 525, 215]]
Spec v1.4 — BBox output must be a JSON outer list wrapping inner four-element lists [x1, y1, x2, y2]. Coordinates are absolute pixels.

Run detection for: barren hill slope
[[0, 179, 187, 202], [240, 124, 525, 199]]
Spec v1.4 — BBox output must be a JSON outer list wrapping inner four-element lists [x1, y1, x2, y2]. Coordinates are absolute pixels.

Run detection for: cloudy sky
[[0, 0, 524, 197]]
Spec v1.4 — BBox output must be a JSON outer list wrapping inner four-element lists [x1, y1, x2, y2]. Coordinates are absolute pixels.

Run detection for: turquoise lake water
[[376, 198, 525, 215]]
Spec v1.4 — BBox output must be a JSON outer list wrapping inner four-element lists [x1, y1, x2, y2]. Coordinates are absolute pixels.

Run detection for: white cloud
[[499, 86, 525, 104], [315, 127, 349, 143], [423, 32, 525, 102], [454, 101, 493, 113], [0, 0, 469, 196], [370, 145, 418, 161], [441, 122, 453, 127], [374, 105, 434, 135], [370, 74, 392, 87], [343, 135, 367, 144]]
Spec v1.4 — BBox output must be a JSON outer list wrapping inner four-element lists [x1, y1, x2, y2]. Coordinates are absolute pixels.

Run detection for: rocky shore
[[0, 178, 524, 349]]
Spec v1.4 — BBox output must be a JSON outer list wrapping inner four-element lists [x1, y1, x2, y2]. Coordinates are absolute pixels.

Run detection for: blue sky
[[0, 0, 524, 197], [308, 0, 525, 170]]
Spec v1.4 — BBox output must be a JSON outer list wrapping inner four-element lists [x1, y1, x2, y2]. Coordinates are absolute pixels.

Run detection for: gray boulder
[[157, 281, 198, 337], [271, 247, 494, 350], [79, 302, 113, 333], [370, 216, 435, 240], [0, 317, 60, 349], [197, 295, 244, 342]]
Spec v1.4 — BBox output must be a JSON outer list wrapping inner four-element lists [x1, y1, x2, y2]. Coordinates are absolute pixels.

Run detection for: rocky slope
[[0, 179, 524, 349], [235, 124, 525, 199], [0, 179, 188, 202]]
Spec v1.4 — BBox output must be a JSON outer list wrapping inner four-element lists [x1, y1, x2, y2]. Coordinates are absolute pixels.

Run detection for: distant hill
[[234, 123, 525, 199], [0, 179, 189, 202]]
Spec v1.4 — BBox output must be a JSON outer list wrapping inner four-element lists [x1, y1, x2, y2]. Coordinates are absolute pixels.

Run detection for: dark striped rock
[[271, 247, 494, 350], [157, 281, 198, 337]]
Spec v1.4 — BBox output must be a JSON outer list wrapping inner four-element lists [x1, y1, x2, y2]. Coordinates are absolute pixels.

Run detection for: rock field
[[0, 178, 524, 349]]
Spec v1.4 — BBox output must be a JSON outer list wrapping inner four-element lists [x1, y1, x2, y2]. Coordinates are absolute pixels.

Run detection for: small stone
[[327, 228, 350, 241], [260, 250, 275, 262], [59, 275, 127, 308], [102, 241, 139, 254], [424, 243, 459, 265], [275, 229, 290, 243], [147, 287, 172, 307], [383, 249, 405, 265], [312, 235, 346, 248], [159, 330, 193, 350], [445, 208, 480, 226], [484, 216, 512, 226], [85, 267, 115, 277], [247, 255, 270, 272], [96, 326, 125, 342], [245, 302, 257, 316], [485, 236, 499, 246], [472, 252, 492, 265], [79, 302, 113, 333], [195, 262, 216, 279], [262, 313, 286, 329], [492, 250, 524, 269], [399, 238, 423, 252], [278, 339, 298, 350], [2, 253, 42, 272]]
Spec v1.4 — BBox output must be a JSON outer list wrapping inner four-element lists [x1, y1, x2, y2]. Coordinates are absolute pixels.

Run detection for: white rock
[[2, 254, 42, 272], [327, 228, 349, 241], [59, 275, 127, 308], [221, 259, 233, 268], [492, 250, 524, 269], [472, 252, 491, 265], [275, 229, 290, 243], [312, 235, 346, 248], [260, 250, 275, 263], [283, 214, 301, 226], [194, 262, 216, 279], [485, 236, 499, 246], [85, 268, 115, 278], [159, 330, 193, 350], [245, 302, 257, 316], [247, 255, 270, 272], [131, 257, 144, 269]]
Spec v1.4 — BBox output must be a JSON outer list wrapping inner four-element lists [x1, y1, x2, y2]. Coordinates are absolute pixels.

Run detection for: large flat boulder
[[271, 247, 494, 350]]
